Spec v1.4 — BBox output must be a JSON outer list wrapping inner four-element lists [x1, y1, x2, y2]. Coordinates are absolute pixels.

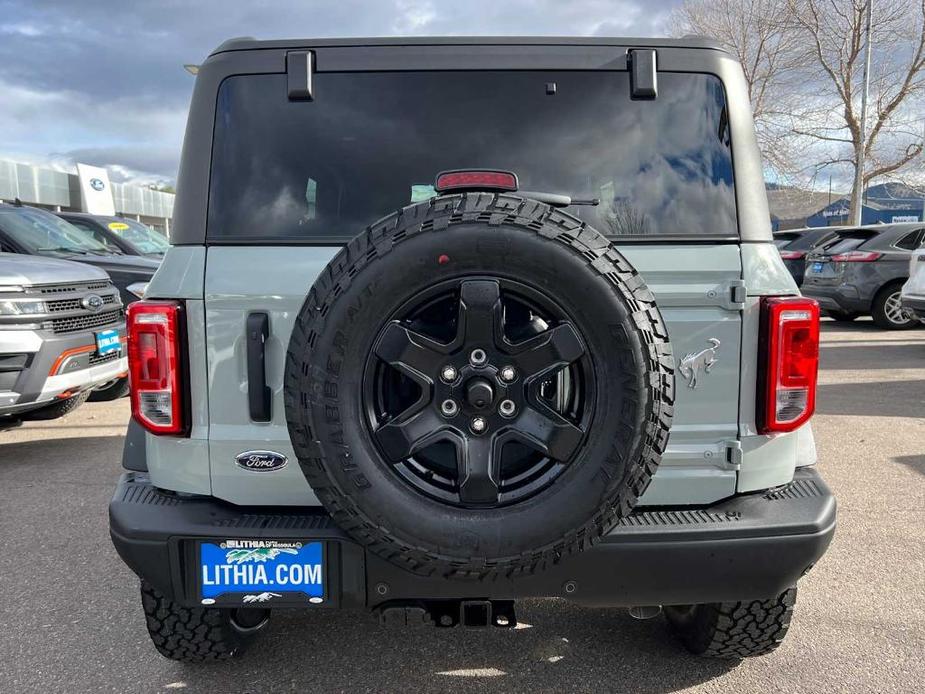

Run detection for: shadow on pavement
[[816, 380, 925, 418], [893, 454, 925, 477], [0, 435, 123, 473], [819, 342, 925, 371], [820, 320, 924, 336], [172, 605, 738, 694]]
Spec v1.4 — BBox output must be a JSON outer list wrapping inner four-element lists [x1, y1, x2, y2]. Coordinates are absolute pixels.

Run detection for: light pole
[[852, 0, 874, 226]]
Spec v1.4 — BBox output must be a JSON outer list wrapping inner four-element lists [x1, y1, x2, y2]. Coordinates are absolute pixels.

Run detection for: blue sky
[[0, 0, 679, 185]]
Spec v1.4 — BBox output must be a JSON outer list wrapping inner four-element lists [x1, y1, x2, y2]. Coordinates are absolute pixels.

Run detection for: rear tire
[[872, 283, 917, 330], [88, 376, 130, 401], [20, 391, 90, 421], [664, 587, 797, 658], [140, 581, 269, 663]]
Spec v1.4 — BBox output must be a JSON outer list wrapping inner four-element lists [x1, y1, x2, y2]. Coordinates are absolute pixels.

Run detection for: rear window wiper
[[519, 191, 600, 208]]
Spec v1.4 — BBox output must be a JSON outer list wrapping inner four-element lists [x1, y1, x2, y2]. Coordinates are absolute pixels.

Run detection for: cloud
[[0, 0, 681, 182], [0, 76, 186, 183], [0, 22, 44, 36]]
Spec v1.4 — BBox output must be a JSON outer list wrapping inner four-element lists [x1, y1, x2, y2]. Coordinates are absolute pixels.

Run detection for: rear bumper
[[802, 284, 867, 314], [901, 294, 925, 320], [110, 467, 836, 609]]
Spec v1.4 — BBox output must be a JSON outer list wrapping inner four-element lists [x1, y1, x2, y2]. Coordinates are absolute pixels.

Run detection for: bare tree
[[671, 0, 925, 218], [603, 199, 650, 236], [669, 0, 807, 177], [788, 0, 925, 220]]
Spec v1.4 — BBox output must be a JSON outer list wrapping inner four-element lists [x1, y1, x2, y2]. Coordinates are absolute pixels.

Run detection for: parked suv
[[109, 37, 835, 663], [56, 213, 169, 260], [773, 227, 838, 287], [0, 253, 126, 425], [802, 222, 924, 328]]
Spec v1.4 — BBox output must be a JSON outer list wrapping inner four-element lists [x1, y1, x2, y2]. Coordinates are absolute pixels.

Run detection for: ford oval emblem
[[89, 177, 105, 191], [81, 294, 104, 312], [235, 450, 288, 473]]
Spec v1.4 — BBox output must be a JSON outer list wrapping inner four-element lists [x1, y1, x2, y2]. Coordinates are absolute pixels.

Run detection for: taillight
[[830, 250, 881, 262], [758, 297, 820, 434], [778, 250, 805, 260], [126, 300, 186, 435], [434, 169, 519, 193]]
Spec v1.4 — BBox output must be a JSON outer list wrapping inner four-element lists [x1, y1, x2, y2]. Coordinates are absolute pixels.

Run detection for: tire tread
[[140, 581, 246, 662], [667, 587, 797, 658]]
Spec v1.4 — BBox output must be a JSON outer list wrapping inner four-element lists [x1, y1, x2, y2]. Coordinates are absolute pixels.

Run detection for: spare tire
[[285, 193, 674, 578]]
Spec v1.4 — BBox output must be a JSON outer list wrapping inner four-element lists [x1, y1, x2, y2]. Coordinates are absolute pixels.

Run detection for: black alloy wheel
[[365, 277, 594, 507]]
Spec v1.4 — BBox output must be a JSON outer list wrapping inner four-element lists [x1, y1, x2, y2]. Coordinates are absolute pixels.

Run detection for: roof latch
[[287, 51, 314, 101], [629, 49, 657, 100]]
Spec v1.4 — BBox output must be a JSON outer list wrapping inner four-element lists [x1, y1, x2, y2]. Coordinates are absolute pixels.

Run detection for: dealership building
[[769, 182, 923, 230], [0, 159, 174, 236]]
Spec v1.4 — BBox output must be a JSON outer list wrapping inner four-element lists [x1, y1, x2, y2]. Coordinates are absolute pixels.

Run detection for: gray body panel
[[138, 243, 809, 506], [132, 243, 803, 508]]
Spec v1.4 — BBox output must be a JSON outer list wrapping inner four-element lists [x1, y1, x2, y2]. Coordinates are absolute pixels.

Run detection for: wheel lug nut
[[499, 399, 517, 417], [470, 416, 487, 434], [440, 365, 458, 383], [440, 399, 459, 417], [469, 349, 487, 367], [499, 366, 516, 383]]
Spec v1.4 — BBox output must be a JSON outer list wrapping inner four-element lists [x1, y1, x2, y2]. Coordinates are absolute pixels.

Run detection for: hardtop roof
[[209, 35, 728, 57]]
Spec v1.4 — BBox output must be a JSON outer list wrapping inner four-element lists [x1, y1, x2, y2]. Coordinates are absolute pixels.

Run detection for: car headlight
[[0, 299, 46, 315], [127, 282, 149, 299]]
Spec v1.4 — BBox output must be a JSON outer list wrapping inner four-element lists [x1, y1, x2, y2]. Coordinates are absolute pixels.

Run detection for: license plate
[[811, 261, 824, 273], [199, 539, 324, 606], [95, 329, 121, 355]]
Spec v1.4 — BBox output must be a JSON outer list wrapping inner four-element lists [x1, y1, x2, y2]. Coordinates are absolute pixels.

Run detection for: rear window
[[208, 71, 737, 242], [778, 229, 837, 251], [817, 230, 877, 255]]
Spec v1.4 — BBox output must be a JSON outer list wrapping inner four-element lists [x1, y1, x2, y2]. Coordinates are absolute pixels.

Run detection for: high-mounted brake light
[[434, 169, 519, 193], [778, 250, 805, 260], [758, 297, 820, 434], [830, 250, 882, 262], [127, 300, 186, 435]]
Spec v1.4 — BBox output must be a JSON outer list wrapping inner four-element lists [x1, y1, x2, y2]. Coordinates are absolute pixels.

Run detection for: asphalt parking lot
[[1, 320, 923, 694]]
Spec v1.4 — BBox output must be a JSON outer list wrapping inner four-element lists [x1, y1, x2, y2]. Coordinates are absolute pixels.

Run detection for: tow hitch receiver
[[377, 600, 517, 629]]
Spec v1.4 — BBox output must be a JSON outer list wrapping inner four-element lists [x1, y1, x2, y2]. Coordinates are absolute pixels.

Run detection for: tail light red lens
[[434, 169, 519, 193], [830, 250, 882, 262], [758, 297, 820, 434], [127, 300, 186, 435], [778, 250, 805, 260]]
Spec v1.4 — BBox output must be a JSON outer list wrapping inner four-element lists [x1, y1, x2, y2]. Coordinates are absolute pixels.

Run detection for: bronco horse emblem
[[679, 338, 720, 389]]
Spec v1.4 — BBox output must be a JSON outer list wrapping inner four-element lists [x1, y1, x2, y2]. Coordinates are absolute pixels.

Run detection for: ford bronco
[[109, 37, 836, 662]]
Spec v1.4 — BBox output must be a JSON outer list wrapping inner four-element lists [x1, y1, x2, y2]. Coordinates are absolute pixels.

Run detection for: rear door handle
[[246, 313, 271, 422]]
